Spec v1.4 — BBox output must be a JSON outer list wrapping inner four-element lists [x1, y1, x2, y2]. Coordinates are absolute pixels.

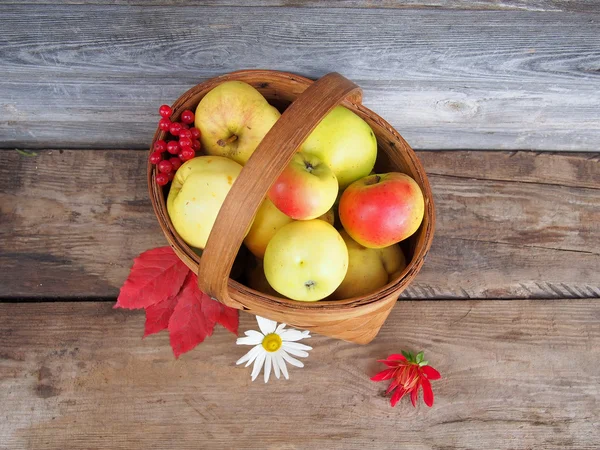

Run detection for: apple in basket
[[244, 197, 294, 259], [331, 230, 406, 300], [268, 151, 338, 220], [301, 105, 378, 188], [264, 220, 348, 301], [167, 156, 243, 249], [194, 81, 281, 165], [339, 172, 425, 249]]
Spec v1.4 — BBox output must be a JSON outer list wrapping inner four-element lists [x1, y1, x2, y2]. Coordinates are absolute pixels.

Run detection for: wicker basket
[[148, 70, 435, 344]]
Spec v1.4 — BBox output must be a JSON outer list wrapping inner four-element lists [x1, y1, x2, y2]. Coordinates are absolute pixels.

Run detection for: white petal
[[236, 334, 263, 346], [272, 354, 281, 379], [251, 352, 266, 381], [275, 353, 289, 380], [264, 354, 272, 383], [282, 342, 312, 351], [281, 346, 309, 358], [279, 329, 310, 342], [236, 345, 261, 365], [275, 323, 287, 334], [256, 316, 277, 335], [245, 329, 266, 340], [281, 350, 304, 368]]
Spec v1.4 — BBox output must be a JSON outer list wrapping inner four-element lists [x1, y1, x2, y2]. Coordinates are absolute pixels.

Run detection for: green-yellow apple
[[264, 220, 348, 301], [194, 81, 281, 165], [331, 231, 406, 299], [301, 106, 377, 188], [268, 152, 338, 220], [167, 156, 243, 249], [244, 197, 294, 259], [339, 172, 425, 248]]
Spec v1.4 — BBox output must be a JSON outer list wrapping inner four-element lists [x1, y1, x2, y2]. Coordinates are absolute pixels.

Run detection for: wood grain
[[1, 149, 598, 300], [1, 6, 599, 151], [7, 1, 598, 13], [1, 300, 599, 449]]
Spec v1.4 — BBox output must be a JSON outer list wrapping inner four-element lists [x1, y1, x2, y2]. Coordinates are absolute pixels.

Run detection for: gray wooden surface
[[1, 4, 599, 150]]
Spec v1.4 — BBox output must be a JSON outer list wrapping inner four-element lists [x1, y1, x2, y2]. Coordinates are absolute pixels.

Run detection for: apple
[[339, 172, 425, 248], [194, 81, 281, 165], [331, 231, 406, 300], [167, 156, 243, 249], [268, 152, 338, 220], [244, 197, 294, 259], [264, 220, 348, 301], [301, 106, 377, 188]]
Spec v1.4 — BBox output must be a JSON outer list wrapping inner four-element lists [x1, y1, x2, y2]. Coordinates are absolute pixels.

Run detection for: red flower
[[371, 351, 441, 407]]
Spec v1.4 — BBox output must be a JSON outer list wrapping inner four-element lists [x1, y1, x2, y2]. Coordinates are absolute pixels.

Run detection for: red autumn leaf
[[168, 273, 217, 358], [115, 246, 189, 310], [144, 294, 178, 337], [186, 273, 239, 335]]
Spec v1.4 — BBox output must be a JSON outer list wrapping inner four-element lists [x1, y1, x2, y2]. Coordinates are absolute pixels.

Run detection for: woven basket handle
[[197, 72, 362, 308]]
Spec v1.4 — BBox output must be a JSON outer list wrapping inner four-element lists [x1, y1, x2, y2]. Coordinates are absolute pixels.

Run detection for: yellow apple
[[268, 152, 338, 220], [331, 230, 406, 300], [167, 156, 243, 249], [301, 106, 377, 188], [264, 220, 348, 301], [244, 197, 294, 259], [194, 81, 281, 165]]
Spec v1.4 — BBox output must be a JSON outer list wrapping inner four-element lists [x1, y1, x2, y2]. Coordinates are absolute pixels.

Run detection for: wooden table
[[1, 1, 599, 449]]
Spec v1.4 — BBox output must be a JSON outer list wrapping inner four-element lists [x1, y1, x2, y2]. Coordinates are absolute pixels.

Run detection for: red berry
[[167, 140, 180, 155], [156, 172, 169, 186], [179, 137, 192, 148], [180, 147, 195, 161], [158, 118, 171, 131], [190, 127, 201, 139], [169, 157, 182, 171], [181, 110, 195, 124], [178, 128, 192, 139], [192, 139, 201, 151], [158, 160, 173, 174], [168, 171, 175, 181], [149, 151, 163, 164], [159, 104, 172, 118], [169, 122, 183, 136], [153, 139, 167, 153], [181, 123, 189, 129]]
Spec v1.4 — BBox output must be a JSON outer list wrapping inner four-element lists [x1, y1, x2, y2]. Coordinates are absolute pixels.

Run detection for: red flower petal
[[422, 365, 441, 380], [387, 354, 407, 361], [422, 377, 434, 407], [371, 368, 396, 382], [390, 387, 407, 407], [386, 379, 400, 395], [410, 387, 419, 407]]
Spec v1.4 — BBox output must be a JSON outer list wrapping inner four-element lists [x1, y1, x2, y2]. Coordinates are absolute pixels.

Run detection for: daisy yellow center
[[262, 333, 282, 352]]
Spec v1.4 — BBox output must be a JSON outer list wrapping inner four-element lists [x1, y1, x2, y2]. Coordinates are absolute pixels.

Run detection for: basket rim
[[148, 69, 435, 311]]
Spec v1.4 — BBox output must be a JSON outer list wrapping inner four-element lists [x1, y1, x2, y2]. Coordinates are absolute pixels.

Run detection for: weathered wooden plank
[[1, 149, 598, 300], [7, 1, 598, 13], [1, 6, 599, 151], [1, 300, 599, 449]]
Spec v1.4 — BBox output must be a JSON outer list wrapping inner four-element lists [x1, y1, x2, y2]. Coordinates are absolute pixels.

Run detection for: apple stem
[[364, 174, 381, 185], [217, 135, 238, 147]]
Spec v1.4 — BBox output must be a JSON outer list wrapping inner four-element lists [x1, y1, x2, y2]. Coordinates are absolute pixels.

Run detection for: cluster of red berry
[[150, 104, 202, 186]]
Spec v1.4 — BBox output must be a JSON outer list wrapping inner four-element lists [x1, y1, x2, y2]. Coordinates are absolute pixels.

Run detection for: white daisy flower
[[236, 316, 312, 383]]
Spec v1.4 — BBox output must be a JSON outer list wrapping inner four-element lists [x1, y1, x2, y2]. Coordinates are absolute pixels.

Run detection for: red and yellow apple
[[339, 172, 424, 248], [268, 152, 338, 220], [332, 231, 406, 299], [243, 197, 294, 259], [167, 156, 243, 249], [194, 81, 281, 165], [301, 106, 377, 188], [264, 220, 348, 301]]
